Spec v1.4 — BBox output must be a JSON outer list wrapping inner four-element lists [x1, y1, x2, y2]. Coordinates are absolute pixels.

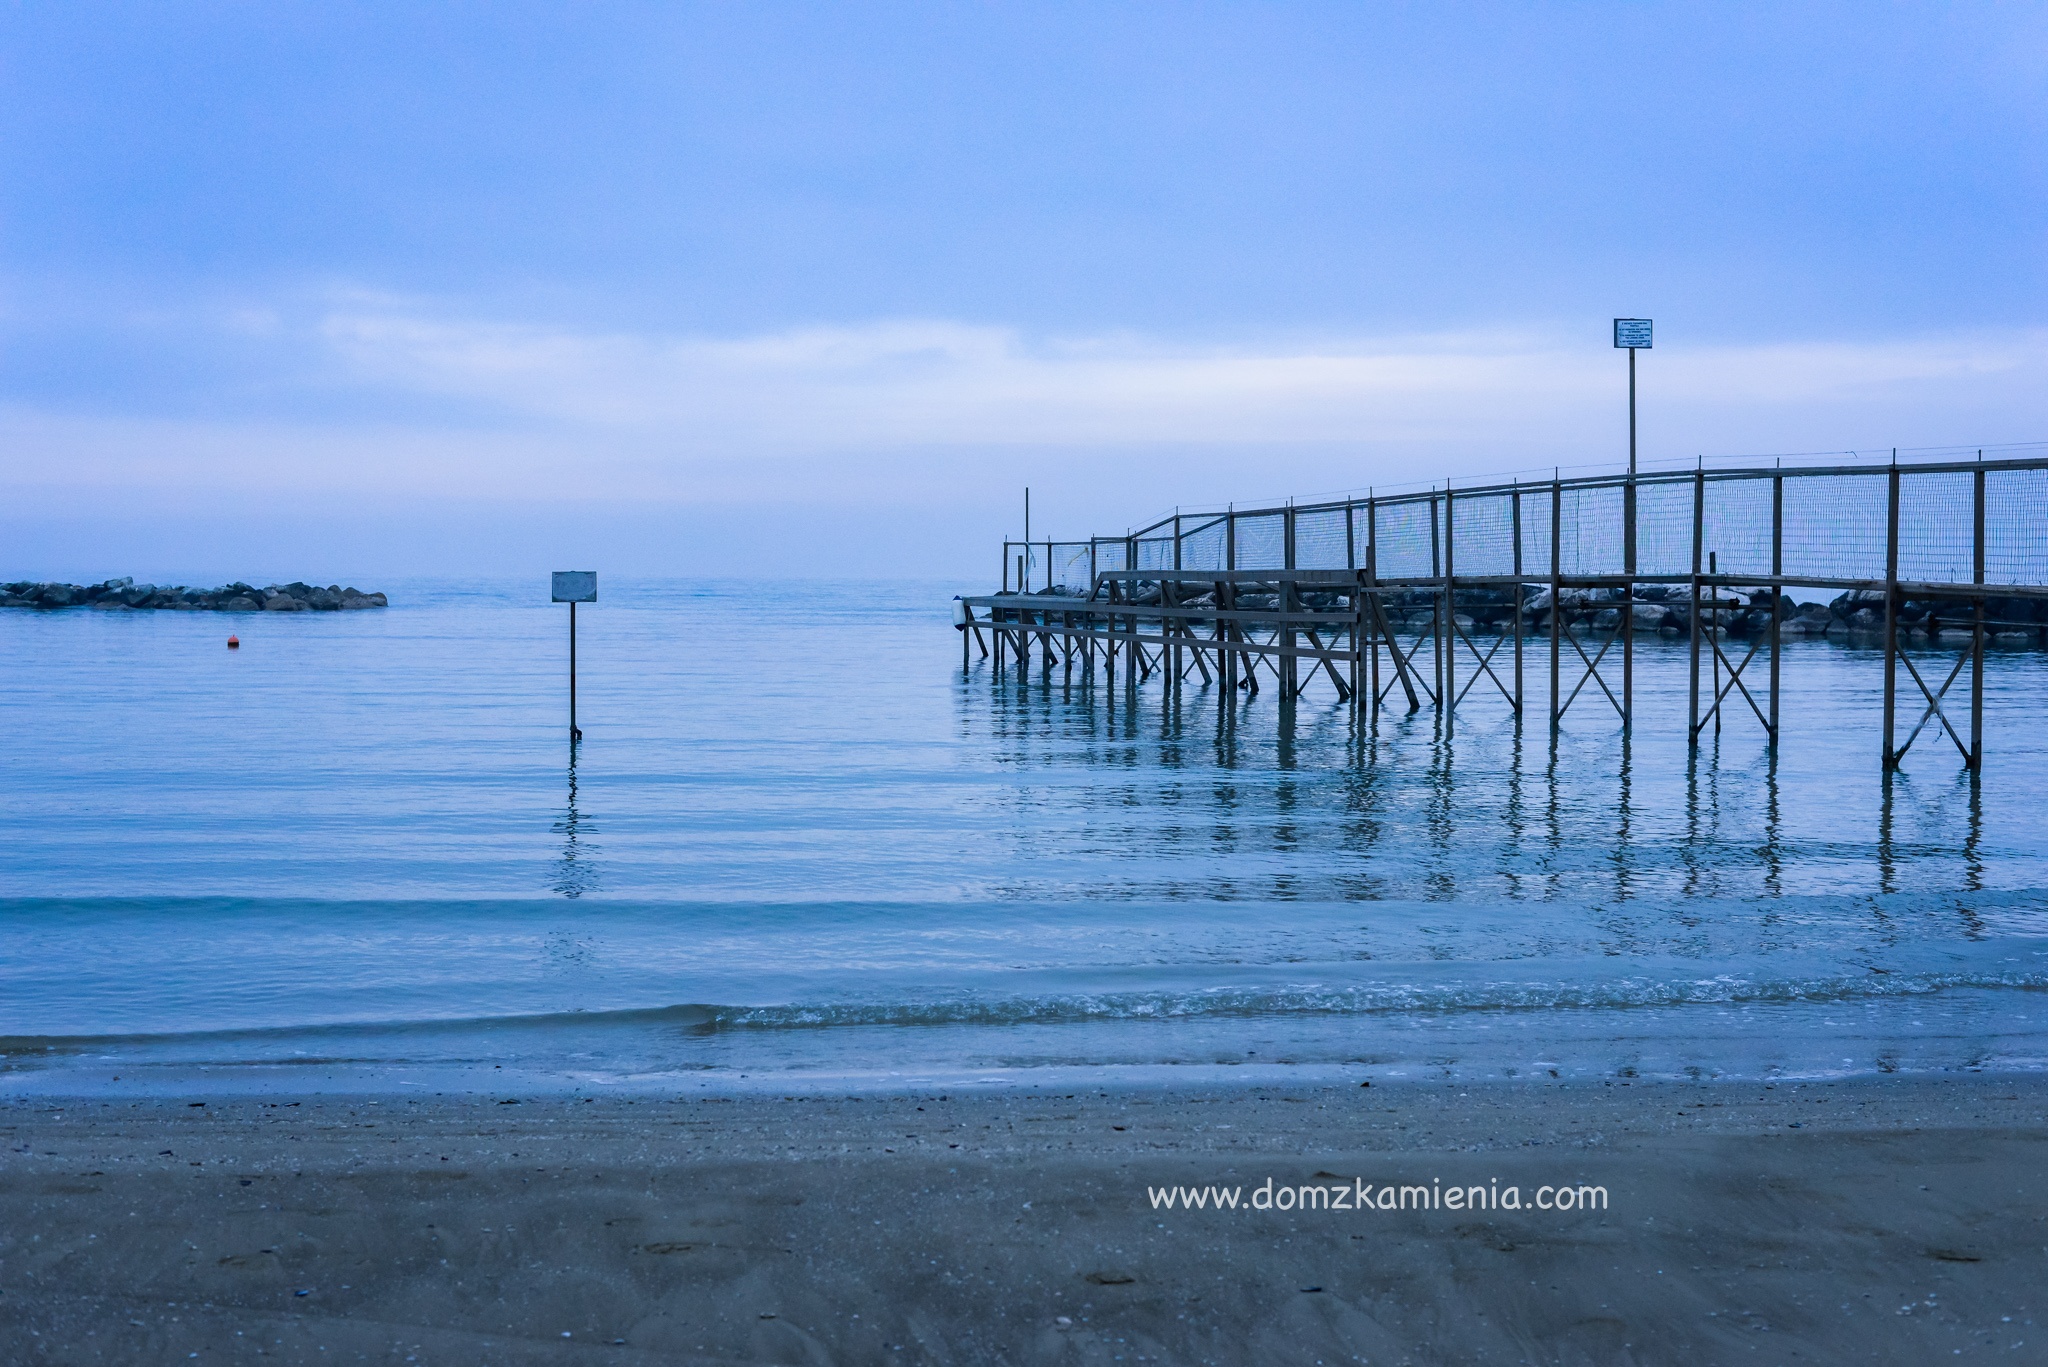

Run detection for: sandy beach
[[4, 1075, 2044, 1364]]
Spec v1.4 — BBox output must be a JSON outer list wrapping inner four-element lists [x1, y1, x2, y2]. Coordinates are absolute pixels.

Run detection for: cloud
[[308, 302, 2048, 454], [5, 294, 2047, 530]]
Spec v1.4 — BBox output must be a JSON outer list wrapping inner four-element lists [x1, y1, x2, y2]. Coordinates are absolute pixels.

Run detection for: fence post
[[1689, 470, 1704, 742], [1224, 511, 1238, 699], [1173, 513, 1184, 690], [1511, 483, 1523, 719], [1283, 504, 1298, 699], [1442, 486, 1455, 729], [1018, 555, 1029, 680], [1622, 471, 1635, 735], [1882, 465, 1901, 769], [1126, 535, 1139, 694], [1549, 478, 1562, 732], [1347, 504, 1361, 717], [1430, 491, 1444, 720], [1367, 500, 1381, 724], [1087, 540, 1098, 680], [1972, 466, 1986, 771], [1769, 474, 1783, 745]]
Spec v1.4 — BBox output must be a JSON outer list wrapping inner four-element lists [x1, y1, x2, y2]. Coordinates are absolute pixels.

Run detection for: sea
[[3, 578, 2045, 1096]]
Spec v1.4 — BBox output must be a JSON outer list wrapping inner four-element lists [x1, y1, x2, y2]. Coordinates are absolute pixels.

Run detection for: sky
[[2, 1, 2045, 581]]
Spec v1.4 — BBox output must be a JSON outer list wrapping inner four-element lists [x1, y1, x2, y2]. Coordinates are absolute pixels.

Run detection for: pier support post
[[1225, 513, 1239, 701], [1282, 505, 1298, 700], [1442, 487, 1455, 732], [1549, 478, 1562, 733], [1366, 503, 1381, 727], [1688, 469, 1703, 743], [1622, 471, 1635, 734], [1971, 466, 1986, 771], [1344, 506, 1358, 719], [1172, 513, 1184, 690], [1512, 484, 1524, 721], [1769, 474, 1783, 745], [1105, 581, 1117, 691], [1431, 491, 1445, 724], [1882, 464, 1901, 770]]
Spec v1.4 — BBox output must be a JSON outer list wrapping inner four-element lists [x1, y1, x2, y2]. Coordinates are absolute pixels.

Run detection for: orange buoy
[[227, 635, 240, 649]]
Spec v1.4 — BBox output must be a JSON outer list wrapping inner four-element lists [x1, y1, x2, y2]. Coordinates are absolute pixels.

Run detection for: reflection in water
[[1877, 770, 1897, 898], [550, 745, 599, 899], [1964, 772, 1984, 893], [1761, 751, 1782, 896], [969, 639, 2035, 904]]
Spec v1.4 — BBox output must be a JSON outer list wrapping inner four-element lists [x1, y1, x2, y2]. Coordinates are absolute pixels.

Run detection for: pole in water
[[551, 570, 597, 743]]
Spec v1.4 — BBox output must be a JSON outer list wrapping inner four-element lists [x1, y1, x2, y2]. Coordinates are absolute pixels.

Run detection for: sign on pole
[[1613, 318, 1653, 349], [552, 572, 595, 743]]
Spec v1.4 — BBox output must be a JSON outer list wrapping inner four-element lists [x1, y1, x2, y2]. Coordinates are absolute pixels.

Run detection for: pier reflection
[[966, 645, 2018, 905]]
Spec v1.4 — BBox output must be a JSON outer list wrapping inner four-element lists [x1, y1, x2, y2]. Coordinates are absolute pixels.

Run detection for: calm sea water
[[3, 578, 2045, 1094]]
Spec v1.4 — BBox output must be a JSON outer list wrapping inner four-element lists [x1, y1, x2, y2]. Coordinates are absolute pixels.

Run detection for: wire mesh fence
[[1003, 455, 2048, 593]]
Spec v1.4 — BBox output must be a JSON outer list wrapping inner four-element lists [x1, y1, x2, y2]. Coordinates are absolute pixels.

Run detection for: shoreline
[[5, 1074, 2043, 1362]]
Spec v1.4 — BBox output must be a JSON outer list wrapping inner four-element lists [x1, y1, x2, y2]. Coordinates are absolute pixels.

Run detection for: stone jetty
[[1, 578, 388, 612]]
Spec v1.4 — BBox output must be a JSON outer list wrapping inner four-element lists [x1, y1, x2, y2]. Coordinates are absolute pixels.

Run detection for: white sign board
[[551, 571, 597, 603], [1613, 318, 1653, 349]]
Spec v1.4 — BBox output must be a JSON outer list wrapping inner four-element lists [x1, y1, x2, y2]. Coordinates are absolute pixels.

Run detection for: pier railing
[[999, 455, 2048, 595], [966, 453, 2048, 773]]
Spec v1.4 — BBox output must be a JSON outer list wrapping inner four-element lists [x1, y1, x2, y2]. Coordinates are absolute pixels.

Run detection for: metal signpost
[[1613, 319, 1652, 734], [1613, 318, 1652, 475], [551, 571, 597, 742]]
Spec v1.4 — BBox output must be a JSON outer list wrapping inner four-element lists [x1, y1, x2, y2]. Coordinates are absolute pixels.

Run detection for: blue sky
[[3, 2, 2045, 579]]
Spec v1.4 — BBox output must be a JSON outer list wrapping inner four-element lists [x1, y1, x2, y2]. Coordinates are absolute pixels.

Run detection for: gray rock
[[220, 596, 261, 612], [262, 593, 307, 612]]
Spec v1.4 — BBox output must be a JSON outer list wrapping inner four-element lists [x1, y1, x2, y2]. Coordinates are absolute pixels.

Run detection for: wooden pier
[[957, 454, 2048, 771]]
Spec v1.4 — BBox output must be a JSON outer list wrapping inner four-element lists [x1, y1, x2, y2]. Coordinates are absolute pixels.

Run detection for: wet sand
[[3, 1075, 2045, 1364]]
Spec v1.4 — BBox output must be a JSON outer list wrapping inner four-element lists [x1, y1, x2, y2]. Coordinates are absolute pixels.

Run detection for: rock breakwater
[[1, 578, 388, 612], [999, 583, 2047, 644]]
